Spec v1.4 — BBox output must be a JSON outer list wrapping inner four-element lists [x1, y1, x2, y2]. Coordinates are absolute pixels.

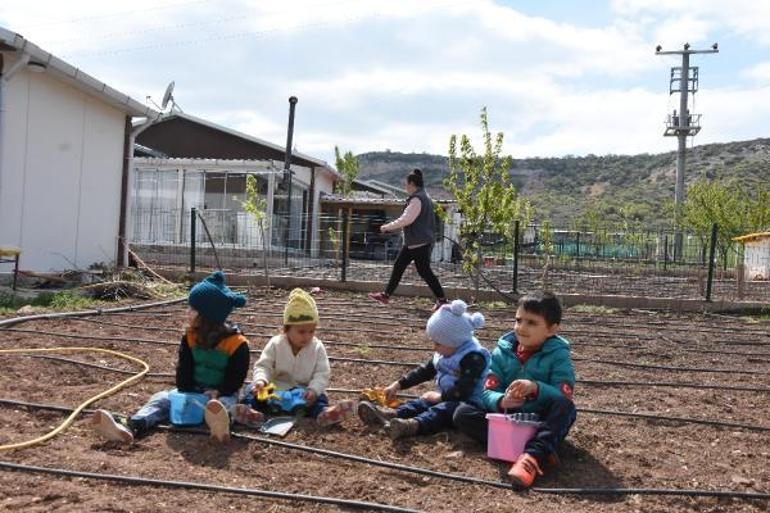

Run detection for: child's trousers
[[241, 383, 329, 418], [396, 398, 461, 435], [453, 394, 576, 465], [130, 388, 238, 429]]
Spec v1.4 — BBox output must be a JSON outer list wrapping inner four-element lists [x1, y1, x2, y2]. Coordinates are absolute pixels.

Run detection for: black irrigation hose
[[0, 461, 421, 513], [571, 357, 770, 375], [1, 398, 768, 501], [0, 328, 421, 368], [578, 408, 770, 432], [6, 327, 770, 375], [14, 355, 770, 397], [62, 316, 770, 359], [0, 297, 187, 329]]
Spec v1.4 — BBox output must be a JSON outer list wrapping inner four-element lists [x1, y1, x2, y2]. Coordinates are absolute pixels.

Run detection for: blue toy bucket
[[169, 391, 208, 426]]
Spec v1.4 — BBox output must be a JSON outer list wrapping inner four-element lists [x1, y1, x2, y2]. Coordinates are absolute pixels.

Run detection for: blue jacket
[[481, 332, 575, 414], [433, 338, 490, 406]]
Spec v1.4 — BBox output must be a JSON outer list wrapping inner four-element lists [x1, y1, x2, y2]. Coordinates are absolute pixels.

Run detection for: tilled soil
[[0, 289, 768, 512]]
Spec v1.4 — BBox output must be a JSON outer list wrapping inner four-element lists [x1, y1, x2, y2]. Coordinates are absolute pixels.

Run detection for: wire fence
[[128, 207, 770, 302]]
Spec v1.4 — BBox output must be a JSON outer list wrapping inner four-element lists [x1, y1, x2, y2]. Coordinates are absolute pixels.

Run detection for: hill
[[356, 138, 770, 228]]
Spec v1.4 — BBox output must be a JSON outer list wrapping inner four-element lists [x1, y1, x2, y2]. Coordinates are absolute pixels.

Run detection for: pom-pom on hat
[[284, 288, 319, 325], [425, 299, 485, 348], [188, 271, 246, 324]]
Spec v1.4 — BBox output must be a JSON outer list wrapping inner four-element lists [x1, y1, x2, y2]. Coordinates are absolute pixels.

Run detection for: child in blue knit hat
[[91, 271, 257, 444], [358, 299, 489, 439]]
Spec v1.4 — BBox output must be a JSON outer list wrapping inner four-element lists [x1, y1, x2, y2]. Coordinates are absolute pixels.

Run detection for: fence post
[[190, 208, 197, 274], [575, 231, 580, 259], [663, 234, 668, 271], [512, 220, 520, 294], [341, 210, 349, 282], [705, 223, 718, 302]]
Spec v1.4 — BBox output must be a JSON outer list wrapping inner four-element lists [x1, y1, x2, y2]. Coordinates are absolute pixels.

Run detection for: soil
[[0, 289, 768, 513]]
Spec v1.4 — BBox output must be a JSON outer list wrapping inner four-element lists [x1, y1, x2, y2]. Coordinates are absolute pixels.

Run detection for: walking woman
[[369, 169, 448, 310]]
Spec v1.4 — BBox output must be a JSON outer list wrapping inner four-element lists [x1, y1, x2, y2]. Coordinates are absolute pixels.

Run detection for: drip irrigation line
[[0, 327, 421, 367], [62, 318, 431, 353], [575, 379, 770, 393], [61, 316, 770, 359], [0, 297, 187, 329], [0, 347, 149, 451], [6, 327, 770, 375], [1, 398, 768, 501], [579, 408, 770, 432], [571, 357, 770, 375], [0, 461, 421, 513], [14, 354, 769, 395]]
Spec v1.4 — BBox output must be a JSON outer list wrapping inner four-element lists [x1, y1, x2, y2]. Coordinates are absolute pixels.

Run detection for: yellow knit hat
[[283, 288, 319, 325]]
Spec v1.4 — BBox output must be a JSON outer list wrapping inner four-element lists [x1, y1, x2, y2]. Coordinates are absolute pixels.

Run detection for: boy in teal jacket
[[453, 291, 576, 488]]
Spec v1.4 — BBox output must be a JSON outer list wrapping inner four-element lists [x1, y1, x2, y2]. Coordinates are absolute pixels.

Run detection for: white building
[[0, 27, 157, 272], [733, 231, 770, 280]]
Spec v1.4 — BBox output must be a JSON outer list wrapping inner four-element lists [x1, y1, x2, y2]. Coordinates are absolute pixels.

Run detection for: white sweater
[[252, 334, 331, 395]]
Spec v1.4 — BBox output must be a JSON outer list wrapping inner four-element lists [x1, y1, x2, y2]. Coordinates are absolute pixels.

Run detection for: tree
[[241, 175, 270, 287], [442, 107, 533, 287], [680, 178, 770, 269], [334, 146, 359, 197]]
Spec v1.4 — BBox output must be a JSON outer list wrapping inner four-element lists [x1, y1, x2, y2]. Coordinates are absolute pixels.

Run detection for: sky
[[2, 0, 769, 166]]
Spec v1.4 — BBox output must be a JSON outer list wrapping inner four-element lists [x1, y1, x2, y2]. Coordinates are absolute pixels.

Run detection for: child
[[358, 299, 489, 440], [240, 288, 355, 427], [91, 271, 256, 444], [453, 291, 576, 488]]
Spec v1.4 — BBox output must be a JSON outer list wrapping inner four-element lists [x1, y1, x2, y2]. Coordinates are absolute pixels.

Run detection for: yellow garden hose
[[0, 347, 149, 451]]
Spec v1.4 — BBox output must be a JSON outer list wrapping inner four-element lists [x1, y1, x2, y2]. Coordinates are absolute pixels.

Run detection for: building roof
[[0, 27, 158, 118], [137, 112, 340, 180], [733, 231, 770, 243], [134, 156, 280, 172]]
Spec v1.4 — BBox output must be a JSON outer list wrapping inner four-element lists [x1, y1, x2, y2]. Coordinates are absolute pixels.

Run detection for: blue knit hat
[[188, 271, 246, 324], [425, 299, 485, 348]]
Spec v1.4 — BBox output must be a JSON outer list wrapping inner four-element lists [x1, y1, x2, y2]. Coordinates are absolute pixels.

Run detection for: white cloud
[[742, 62, 770, 84]]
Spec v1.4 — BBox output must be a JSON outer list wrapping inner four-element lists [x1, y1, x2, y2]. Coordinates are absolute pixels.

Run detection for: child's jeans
[[396, 398, 461, 435], [241, 382, 329, 418], [453, 394, 577, 466], [130, 388, 238, 429]]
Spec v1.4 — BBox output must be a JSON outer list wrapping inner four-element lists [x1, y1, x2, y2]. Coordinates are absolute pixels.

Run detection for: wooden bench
[[0, 247, 21, 291]]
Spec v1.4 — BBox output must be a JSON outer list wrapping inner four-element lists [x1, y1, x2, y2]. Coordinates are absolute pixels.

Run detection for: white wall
[[0, 56, 126, 271]]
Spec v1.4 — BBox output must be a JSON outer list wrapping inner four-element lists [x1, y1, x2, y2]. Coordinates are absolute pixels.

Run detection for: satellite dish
[[161, 81, 176, 111]]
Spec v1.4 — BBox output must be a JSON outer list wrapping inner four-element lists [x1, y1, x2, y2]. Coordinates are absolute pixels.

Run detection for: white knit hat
[[425, 299, 485, 348]]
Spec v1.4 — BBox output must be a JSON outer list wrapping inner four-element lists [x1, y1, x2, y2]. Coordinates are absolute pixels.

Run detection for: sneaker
[[357, 401, 397, 428], [91, 410, 134, 445], [317, 399, 356, 428], [233, 404, 264, 429], [431, 298, 449, 312], [508, 453, 544, 488], [204, 399, 231, 442], [368, 292, 390, 305], [387, 418, 419, 440]]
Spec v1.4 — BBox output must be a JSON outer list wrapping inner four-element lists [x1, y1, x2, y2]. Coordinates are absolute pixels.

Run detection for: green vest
[[186, 329, 247, 389]]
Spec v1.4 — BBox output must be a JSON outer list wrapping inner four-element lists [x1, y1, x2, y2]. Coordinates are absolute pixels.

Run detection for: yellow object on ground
[[255, 382, 279, 402], [0, 347, 149, 451], [360, 388, 401, 409]]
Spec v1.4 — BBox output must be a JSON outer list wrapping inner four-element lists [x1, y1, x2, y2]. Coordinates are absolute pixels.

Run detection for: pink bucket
[[486, 413, 539, 462]]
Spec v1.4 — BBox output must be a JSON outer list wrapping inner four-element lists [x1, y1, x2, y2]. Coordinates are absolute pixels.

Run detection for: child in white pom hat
[[358, 299, 489, 439]]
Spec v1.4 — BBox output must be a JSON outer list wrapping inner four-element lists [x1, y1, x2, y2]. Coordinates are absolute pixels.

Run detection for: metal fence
[[129, 208, 769, 302]]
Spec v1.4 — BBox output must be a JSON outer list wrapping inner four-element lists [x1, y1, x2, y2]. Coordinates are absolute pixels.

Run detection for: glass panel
[[204, 172, 226, 210]]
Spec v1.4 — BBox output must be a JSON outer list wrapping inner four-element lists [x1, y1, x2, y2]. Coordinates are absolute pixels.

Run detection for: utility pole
[[656, 42, 718, 261], [283, 96, 298, 265]]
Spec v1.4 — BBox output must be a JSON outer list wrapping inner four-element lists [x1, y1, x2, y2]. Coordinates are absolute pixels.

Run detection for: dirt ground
[[0, 289, 768, 512]]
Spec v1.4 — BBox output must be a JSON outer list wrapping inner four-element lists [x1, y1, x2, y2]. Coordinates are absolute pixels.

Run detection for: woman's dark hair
[[518, 291, 562, 326], [406, 168, 424, 188], [195, 316, 236, 349]]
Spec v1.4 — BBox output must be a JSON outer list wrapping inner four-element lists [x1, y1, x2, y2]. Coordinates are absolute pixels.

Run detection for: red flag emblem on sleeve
[[484, 373, 500, 390], [561, 383, 574, 400]]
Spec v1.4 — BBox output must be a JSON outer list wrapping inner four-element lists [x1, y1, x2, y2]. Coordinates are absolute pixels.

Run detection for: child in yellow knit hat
[[240, 288, 355, 426]]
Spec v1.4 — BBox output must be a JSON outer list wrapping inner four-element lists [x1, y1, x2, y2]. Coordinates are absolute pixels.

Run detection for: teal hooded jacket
[[481, 331, 576, 414]]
